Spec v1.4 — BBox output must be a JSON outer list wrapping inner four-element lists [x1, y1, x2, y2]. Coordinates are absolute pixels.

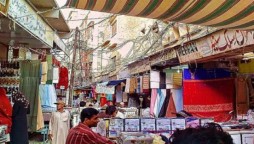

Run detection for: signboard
[[108, 118, 124, 138], [177, 30, 254, 63], [140, 118, 156, 132], [8, 0, 53, 47]]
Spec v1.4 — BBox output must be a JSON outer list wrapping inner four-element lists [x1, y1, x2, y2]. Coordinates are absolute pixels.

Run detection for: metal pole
[[68, 27, 79, 106]]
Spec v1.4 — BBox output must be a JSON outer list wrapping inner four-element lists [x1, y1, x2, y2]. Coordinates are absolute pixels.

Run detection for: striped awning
[[66, 0, 254, 30]]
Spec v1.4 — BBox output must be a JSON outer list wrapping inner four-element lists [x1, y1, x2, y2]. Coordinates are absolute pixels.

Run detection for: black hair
[[170, 123, 233, 144], [80, 108, 99, 122], [105, 105, 117, 116], [79, 101, 86, 107]]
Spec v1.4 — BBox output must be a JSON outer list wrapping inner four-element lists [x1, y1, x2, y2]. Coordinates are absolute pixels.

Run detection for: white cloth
[[125, 78, 130, 93], [150, 70, 160, 82], [49, 111, 70, 144], [53, 67, 59, 83], [150, 82, 160, 88]]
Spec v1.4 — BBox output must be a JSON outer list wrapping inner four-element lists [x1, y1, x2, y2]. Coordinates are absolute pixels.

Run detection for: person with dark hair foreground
[[66, 108, 114, 144], [170, 123, 233, 144]]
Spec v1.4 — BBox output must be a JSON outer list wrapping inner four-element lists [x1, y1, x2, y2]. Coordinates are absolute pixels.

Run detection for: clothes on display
[[116, 85, 123, 103], [49, 111, 70, 144], [158, 90, 171, 117], [56, 66, 69, 90], [41, 62, 48, 84], [52, 67, 59, 83], [39, 84, 57, 108], [165, 93, 177, 118], [171, 88, 183, 112], [19, 60, 44, 131], [150, 89, 157, 116], [0, 88, 12, 133], [183, 78, 234, 122], [10, 92, 29, 144]]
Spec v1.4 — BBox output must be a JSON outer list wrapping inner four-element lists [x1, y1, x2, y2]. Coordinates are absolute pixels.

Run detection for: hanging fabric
[[172, 88, 183, 112], [236, 76, 249, 114], [158, 89, 171, 117], [125, 78, 130, 93], [39, 84, 57, 108], [0, 88, 12, 133], [53, 67, 59, 83], [19, 60, 44, 131], [183, 78, 234, 122], [41, 62, 48, 84], [150, 89, 157, 116], [56, 66, 69, 90], [142, 75, 150, 93], [165, 93, 177, 117]]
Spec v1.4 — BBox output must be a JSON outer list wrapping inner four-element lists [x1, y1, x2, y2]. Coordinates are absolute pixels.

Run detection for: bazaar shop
[[0, 0, 69, 143], [174, 29, 254, 143]]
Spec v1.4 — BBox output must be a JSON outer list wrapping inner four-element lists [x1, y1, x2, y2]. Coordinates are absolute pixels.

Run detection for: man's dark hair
[[170, 123, 233, 144], [79, 101, 86, 107], [80, 108, 99, 122], [105, 106, 117, 115]]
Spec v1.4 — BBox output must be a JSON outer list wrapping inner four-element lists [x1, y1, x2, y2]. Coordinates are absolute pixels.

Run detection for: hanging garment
[[150, 89, 157, 116], [122, 92, 128, 102], [156, 89, 167, 116], [39, 84, 57, 108], [41, 62, 48, 84], [183, 78, 234, 122], [19, 60, 42, 131], [160, 72, 166, 89], [150, 71, 160, 82], [158, 90, 171, 117], [0, 88, 12, 133], [165, 93, 177, 117], [140, 76, 143, 93], [129, 77, 137, 93], [172, 88, 183, 112], [125, 78, 130, 93], [56, 66, 69, 90], [37, 98, 44, 130], [116, 85, 123, 103], [106, 94, 113, 101], [142, 75, 150, 90], [10, 101, 29, 144], [49, 111, 70, 144], [53, 67, 60, 83]]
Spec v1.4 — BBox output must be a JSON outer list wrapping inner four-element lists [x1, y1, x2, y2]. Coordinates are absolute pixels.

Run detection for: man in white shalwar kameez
[[48, 100, 70, 144]]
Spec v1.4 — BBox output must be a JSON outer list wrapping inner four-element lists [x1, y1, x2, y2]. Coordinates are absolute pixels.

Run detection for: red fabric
[[66, 123, 113, 144], [52, 56, 61, 67], [165, 93, 177, 117], [0, 88, 12, 133], [56, 67, 69, 90], [183, 78, 234, 122], [100, 97, 107, 107]]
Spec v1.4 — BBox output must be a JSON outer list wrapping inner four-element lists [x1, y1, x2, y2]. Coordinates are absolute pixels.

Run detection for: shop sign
[[177, 42, 202, 63], [151, 49, 177, 65], [177, 30, 254, 63], [96, 82, 114, 94], [8, 0, 53, 47], [197, 30, 254, 57], [0, 0, 9, 15]]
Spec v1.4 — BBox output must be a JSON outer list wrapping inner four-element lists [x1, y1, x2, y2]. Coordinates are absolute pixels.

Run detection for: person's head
[[170, 123, 233, 144], [55, 100, 65, 111], [120, 102, 125, 108], [79, 101, 86, 107], [80, 108, 99, 127], [105, 105, 117, 117]]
